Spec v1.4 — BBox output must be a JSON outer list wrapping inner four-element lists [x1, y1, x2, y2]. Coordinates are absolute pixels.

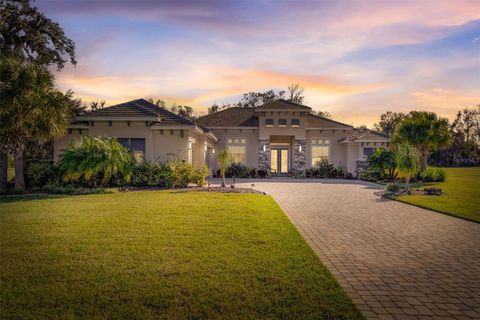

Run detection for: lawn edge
[[384, 195, 480, 224]]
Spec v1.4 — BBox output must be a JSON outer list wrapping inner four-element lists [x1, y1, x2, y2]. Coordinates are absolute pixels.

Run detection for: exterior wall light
[[204, 144, 207, 151], [188, 141, 192, 150], [263, 145, 266, 152], [212, 149, 215, 154], [299, 146, 302, 152]]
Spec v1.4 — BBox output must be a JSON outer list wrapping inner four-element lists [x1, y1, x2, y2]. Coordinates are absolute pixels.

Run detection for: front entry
[[270, 148, 289, 176]]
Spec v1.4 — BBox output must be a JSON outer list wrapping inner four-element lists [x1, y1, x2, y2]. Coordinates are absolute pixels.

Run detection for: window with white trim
[[311, 139, 330, 166], [118, 138, 145, 163], [227, 138, 246, 163]]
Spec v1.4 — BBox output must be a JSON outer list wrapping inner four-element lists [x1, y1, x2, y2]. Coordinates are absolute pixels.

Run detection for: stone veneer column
[[258, 139, 270, 170], [293, 139, 307, 171]]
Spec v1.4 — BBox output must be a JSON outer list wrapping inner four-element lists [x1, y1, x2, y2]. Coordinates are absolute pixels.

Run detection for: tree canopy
[[0, 0, 76, 69], [374, 111, 405, 136]]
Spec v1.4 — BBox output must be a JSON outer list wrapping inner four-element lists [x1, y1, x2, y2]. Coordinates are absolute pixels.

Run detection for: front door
[[270, 148, 289, 176]]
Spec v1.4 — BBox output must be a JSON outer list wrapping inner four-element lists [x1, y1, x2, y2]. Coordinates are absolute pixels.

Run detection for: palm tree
[[217, 150, 233, 188], [60, 136, 134, 187], [393, 111, 451, 172], [0, 57, 79, 189], [395, 143, 418, 193]]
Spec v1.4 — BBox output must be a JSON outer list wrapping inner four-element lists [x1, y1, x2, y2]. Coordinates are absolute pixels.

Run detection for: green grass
[[0, 191, 362, 319], [395, 167, 480, 222]]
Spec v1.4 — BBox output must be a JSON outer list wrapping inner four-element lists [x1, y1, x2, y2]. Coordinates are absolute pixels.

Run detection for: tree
[[395, 143, 418, 193], [217, 149, 233, 188], [368, 148, 397, 180], [0, 57, 79, 188], [177, 105, 195, 120], [374, 111, 405, 136], [147, 97, 165, 108], [236, 90, 285, 108], [59, 136, 133, 187], [0, 0, 76, 69], [287, 84, 305, 104], [311, 109, 332, 119], [393, 111, 451, 172], [208, 103, 219, 115], [89, 100, 105, 111]]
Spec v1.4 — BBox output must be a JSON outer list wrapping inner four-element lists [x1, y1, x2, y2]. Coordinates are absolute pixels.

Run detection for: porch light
[[188, 141, 192, 150], [204, 144, 208, 151], [263, 145, 266, 152], [299, 146, 302, 152], [212, 149, 215, 154]]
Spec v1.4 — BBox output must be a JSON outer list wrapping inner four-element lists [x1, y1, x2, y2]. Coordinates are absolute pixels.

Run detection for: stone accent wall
[[258, 139, 270, 170], [293, 139, 307, 171]]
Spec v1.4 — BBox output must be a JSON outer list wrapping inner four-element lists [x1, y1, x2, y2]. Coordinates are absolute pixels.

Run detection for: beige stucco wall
[[258, 113, 307, 139], [305, 130, 350, 168], [209, 129, 259, 170], [53, 122, 215, 169]]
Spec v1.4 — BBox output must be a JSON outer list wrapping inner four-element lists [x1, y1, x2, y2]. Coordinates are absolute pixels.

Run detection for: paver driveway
[[228, 179, 480, 320]]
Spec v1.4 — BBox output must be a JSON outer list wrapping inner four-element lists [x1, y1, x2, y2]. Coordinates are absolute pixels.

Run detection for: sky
[[37, 0, 480, 126]]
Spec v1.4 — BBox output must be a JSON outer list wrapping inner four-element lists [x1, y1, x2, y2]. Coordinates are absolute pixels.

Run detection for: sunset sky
[[37, 0, 480, 126]]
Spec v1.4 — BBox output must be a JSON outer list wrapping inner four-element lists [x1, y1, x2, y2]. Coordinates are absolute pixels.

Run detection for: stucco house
[[54, 98, 389, 176]]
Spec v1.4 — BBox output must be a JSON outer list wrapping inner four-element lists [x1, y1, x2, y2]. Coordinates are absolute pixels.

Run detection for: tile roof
[[255, 99, 312, 111], [78, 99, 195, 126], [339, 127, 389, 142], [306, 113, 353, 128], [196, 107, 258, 127]]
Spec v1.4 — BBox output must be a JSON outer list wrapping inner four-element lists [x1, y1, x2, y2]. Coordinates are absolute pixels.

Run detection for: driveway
[[213, 178, 480, 320]]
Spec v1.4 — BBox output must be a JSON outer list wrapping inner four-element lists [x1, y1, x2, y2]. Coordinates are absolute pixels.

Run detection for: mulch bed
[[375, 189, 444, 197], [122, 186, 265, 194]]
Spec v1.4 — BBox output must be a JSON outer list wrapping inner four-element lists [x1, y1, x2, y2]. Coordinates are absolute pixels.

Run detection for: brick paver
[[222, 179, 480, 319]]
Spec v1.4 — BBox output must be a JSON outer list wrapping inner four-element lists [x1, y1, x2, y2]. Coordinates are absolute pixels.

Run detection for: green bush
[[367, 149, 397, 181], [59, 136, 134, 187], [224, 163, 256, 178], [40, 184, 108, 195], [170, 162, 195, 188], [192, 165, 211, 186], [131, 162, 175, 186], [385, 183, 401, 193], [421, 167, 446, 182], [359, 167, 383, 182], [25, 159, 57, 187], [317, 159, 335, 178]]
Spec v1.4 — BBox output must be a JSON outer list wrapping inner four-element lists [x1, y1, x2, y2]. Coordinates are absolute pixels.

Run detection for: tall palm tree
[[395, 143, 418, 193], [0, 56, 79, 188], [393, 111, 451, 172], [217, 150, 233, 188]]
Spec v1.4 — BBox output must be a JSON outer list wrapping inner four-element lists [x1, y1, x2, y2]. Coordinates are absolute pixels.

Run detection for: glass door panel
[[270, 149, 278, 174], [280, 149, 289, 173]]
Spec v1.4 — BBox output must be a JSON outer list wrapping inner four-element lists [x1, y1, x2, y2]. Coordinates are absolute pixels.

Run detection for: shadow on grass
[[0, 193, 68, 203]]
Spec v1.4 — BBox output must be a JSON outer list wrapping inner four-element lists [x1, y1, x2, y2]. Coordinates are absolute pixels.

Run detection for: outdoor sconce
[[263, 145, 266, 152], [188, 141, 192, 150], [204, 144, 207, 151], [212, 148, 215, 154], [299, 146, 302, 152]]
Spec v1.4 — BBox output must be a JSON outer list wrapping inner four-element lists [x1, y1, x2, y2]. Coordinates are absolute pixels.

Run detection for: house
[[54, 98, 389, 176]]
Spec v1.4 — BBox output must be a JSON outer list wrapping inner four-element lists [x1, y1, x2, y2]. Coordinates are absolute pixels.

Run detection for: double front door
[[270, 148, 289, 175]]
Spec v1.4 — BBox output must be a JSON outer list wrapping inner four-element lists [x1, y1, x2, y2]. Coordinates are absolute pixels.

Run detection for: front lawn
[[395, 167, 480, 222], [0, 191, 362, 319]]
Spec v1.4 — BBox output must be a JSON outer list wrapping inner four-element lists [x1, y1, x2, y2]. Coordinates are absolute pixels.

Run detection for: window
[[311, 139, 330, 166], [227, 138, 246, 163], [363, 147, 375, 159], [291, 118, 300, 127], [265, 119, 274, 127], [118, 138, 145, 163], [278, 119, 287, 127]]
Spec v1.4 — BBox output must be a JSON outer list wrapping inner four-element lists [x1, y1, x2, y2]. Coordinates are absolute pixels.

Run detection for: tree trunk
[[419, 149, 428, 172], [14, 150, 25, 189], [0, 152, 7, 190], [221, 173, 226, 188]]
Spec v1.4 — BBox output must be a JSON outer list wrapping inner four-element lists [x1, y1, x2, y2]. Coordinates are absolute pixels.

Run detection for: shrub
[[226, 162, 249, 178], [364, 148, 397, 181], [305, 167, 318, 178], [359, 167, 383, 182], [317, 159, 335, 178], [421, 167, 446, 182], [385, 183, 401, 193], [192, 165, 211, 186], [131, 162, 163, 186], [257, 169, 268, 178], [59, 136, 134, 187], [170, 162, 195, 188], [334, 165, 347, 178], [40, 184, 109, 195], [25, 159, 57, 187]]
